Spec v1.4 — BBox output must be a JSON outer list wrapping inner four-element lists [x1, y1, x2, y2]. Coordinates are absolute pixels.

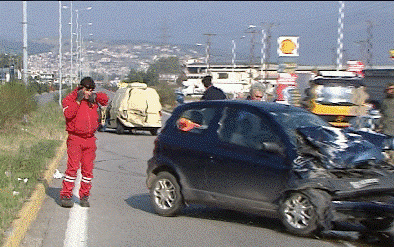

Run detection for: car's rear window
[[176, 107, 216, 134]]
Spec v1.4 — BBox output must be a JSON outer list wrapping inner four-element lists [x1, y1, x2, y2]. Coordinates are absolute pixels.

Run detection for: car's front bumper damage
[[332, 200, 394, 217]]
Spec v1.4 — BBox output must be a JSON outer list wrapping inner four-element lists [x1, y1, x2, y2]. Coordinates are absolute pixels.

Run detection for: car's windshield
[[314, 85, 356, 106], [269, 111, 330, 145]]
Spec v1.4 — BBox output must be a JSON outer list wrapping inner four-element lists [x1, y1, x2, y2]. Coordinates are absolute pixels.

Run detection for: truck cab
[[303, 71, 369, 128]]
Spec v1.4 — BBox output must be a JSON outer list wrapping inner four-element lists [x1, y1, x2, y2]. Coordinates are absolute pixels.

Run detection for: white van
[[102, 82, 162, 135]]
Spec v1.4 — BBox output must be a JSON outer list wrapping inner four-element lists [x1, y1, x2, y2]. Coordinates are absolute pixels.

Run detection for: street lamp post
[[203, 33, 216, 74], [79, 22, 93, 79], [66, 2, 73, 88], [58, 1, 62, 106], [231, 35, 245, 73], [22, 1, 28, 85], [74, 7, 92, 83]]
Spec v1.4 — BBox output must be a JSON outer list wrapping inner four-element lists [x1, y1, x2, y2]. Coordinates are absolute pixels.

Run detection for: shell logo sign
[[390, 49, 394, 60], [277, 36, 299, 57]]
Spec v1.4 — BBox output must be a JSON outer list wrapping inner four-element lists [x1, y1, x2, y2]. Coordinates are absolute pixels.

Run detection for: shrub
[[53, 87, 72, 103], [27, 81, 50, 95], [0, 81, 37, 129], [152, 83, 177, 108]]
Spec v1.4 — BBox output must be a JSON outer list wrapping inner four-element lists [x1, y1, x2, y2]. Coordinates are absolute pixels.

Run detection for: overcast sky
[[1, 1, 394, 66]]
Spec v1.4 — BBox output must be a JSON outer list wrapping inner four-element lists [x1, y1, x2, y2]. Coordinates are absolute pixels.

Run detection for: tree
[[126, 68, 145, 83], [151, 56, 182, 74], [125, 56, 184, 86], [144, 67, 159, 85]]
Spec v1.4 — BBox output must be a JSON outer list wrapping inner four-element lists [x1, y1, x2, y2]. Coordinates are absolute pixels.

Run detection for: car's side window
[[176, 107, 216, 134], [218, 107, 280, 150]]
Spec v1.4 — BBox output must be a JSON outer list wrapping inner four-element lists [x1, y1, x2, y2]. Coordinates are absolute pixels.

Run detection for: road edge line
[[3, 140, 67, 247]]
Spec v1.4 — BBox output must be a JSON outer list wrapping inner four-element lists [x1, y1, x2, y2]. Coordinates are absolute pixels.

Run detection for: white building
[[181, 62, 279, 96]]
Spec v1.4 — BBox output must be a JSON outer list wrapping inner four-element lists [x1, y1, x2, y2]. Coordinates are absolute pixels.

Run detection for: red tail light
[[153, 137, 158, 155]]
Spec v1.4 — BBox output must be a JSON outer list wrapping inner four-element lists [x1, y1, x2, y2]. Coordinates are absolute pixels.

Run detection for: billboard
[[276, 73, 298, 101], [346, 60, 364, 77], [277, 36, 299, 57]]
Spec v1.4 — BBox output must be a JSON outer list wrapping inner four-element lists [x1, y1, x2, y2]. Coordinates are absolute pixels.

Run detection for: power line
[[245, 28, 258, 67], [160, 18, 171, 47], [261, 23, 278, 80]]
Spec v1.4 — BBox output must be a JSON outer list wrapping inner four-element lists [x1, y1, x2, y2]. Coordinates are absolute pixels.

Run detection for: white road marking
[[64, 171, 89, 247]]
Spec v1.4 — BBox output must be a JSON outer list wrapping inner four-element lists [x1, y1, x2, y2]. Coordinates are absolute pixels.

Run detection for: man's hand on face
[[76, 89, 85, 103], [76, 87, 95, 104], [88, 93, 97, 104]]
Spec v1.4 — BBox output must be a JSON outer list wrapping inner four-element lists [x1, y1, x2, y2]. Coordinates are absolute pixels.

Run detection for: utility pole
[[366, 20, 373, 68], [22, 1, 28, 85], [336, 1, 345, 71], [354, 41, 367, 64], [160, 18, 171, 48], [203, 33, 216, 74], [245, 27, 258, 68]]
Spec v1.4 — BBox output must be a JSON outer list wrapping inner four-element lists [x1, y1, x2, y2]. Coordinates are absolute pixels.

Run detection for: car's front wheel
[[149, 172, 184, 216], [279, 189, 333, 236]]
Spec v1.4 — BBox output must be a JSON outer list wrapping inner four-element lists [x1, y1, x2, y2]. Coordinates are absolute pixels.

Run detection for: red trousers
[[60, 133, 96, 199]]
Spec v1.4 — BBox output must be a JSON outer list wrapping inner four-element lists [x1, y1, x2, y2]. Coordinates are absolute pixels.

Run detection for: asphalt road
[[20, 89, 393, 247], [18, 111, 393, 247]]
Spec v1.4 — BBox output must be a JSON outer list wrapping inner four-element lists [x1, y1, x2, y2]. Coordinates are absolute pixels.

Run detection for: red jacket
[[62, 87, 109, 137]]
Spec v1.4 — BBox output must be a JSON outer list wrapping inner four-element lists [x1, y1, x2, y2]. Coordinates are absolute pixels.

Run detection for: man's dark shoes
[[80, 196, 90, 207], [60, 197, 74, 208]]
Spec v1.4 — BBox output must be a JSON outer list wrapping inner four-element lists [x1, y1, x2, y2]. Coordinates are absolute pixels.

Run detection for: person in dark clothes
[[380, 83, 394, 163], [200, 75, 227, 100]]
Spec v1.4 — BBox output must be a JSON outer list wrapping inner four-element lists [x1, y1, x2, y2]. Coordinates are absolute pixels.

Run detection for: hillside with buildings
[[25, 38, 210, 85]]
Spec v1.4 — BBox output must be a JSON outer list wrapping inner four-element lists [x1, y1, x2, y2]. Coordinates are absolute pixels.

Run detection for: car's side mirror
[[262, 142, 285, 155]]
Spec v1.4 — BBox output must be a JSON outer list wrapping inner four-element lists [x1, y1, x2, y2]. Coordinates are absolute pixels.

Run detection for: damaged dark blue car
[[146, 100, 394, 237]]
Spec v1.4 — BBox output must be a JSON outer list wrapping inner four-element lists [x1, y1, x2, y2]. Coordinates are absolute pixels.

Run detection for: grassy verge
[[0, 101, 66, 245]]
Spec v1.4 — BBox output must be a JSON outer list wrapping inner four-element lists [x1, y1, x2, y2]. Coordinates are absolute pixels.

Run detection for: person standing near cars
[[200, 75, 227, 100], [247, 83, 265, 101], [380, 83, 394, 163], [60, 77, 109, 208]]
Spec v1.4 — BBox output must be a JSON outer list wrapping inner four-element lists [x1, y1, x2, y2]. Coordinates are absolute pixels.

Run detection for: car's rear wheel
[[150, 128, 159, 136], [150, 172, 184, 216], [279, 189, 333, 236], [116, 119, 125, 135]]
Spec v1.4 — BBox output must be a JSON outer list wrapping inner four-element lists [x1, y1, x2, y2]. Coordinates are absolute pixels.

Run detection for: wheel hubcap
[[153, 179, 176, 209], [283, 193, 314, 229]]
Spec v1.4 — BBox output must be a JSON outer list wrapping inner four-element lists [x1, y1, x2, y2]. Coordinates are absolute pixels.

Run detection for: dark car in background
[[146, 100, 394, 237]]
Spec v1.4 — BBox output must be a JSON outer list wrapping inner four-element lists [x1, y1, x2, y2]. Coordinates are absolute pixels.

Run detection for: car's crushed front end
[[290, 125, 394, 230]]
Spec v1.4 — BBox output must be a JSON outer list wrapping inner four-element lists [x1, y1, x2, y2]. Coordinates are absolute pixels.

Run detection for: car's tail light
[[153, 137, 158, 155], [159, 111, 162, 117]]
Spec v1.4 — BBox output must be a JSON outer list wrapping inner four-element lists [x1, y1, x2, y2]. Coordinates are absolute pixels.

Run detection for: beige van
[[102, 82, 162, 135]]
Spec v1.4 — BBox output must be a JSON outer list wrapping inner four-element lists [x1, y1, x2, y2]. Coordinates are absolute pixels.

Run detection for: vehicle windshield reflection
[[315, 85, 355, 106], [270, 111, 330, 145]]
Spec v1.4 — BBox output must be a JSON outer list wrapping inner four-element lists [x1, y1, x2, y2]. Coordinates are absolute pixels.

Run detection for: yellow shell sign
[[278, 36, 299, 57], [280, 39, 296, 54]]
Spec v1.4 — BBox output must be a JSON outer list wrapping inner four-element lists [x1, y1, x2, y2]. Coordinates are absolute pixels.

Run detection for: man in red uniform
[[60, 77, 109, 208]]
